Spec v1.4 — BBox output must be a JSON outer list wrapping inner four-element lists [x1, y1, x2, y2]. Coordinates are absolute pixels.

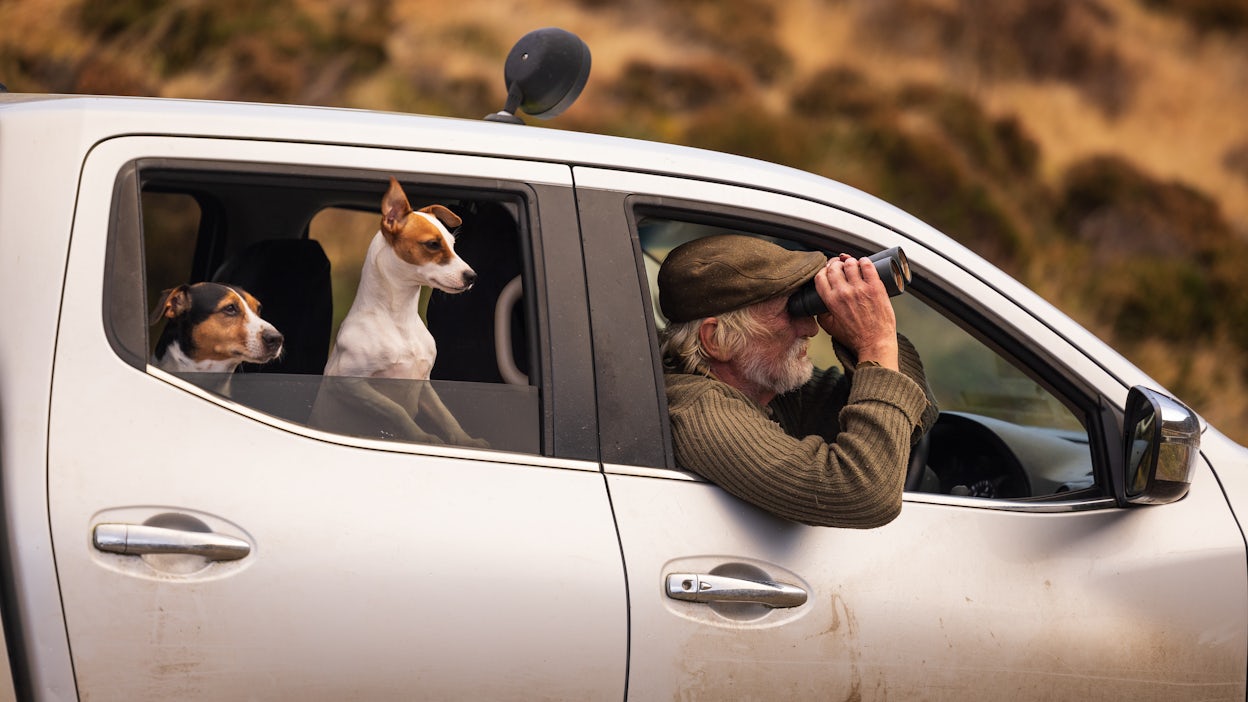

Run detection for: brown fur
[[187, 289, 265, 361], [381, 179, 463, 268]]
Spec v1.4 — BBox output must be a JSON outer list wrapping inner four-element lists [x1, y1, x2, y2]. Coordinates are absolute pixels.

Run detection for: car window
[[889, 294, 1094, 497], [110, 163, 541, 455], [637, 214, 1097, 500]]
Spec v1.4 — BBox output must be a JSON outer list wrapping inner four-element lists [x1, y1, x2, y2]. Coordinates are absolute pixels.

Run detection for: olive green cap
[[658, 234, 826, 323]]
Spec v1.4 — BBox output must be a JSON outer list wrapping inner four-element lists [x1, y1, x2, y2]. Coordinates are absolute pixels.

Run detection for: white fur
[[320, 205, 485, 448], [324, 225, 469, 379]]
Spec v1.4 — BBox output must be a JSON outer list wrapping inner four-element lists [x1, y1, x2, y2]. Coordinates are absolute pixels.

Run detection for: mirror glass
[[1157, 442, 1196, 483], [1125, 398, 1158, 497]]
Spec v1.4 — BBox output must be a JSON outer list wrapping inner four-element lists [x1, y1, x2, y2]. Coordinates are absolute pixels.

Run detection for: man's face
[[736, 296, 818, 396]]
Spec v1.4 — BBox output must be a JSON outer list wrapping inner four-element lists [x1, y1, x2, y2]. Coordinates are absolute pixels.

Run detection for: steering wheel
[[905, 429, 931, 492]]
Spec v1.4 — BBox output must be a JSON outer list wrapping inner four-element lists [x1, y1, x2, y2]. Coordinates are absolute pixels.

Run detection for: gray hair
[[659, 305, 768, 376]]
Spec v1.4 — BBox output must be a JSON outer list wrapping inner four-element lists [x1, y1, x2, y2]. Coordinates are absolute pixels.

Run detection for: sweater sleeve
[[666, 367, 931, 529], [822, 333, 940, 442]]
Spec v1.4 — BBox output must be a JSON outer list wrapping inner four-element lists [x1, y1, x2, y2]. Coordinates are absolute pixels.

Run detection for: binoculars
[[786, 247, 911, 318]]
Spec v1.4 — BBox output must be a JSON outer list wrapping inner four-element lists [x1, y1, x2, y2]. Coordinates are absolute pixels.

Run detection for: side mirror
[[484, 27, 591, 124], [1119, 386, 1200, 505]]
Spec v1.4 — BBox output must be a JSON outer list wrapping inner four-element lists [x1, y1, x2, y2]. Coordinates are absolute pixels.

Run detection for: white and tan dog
[[316, 177, 486, 447]]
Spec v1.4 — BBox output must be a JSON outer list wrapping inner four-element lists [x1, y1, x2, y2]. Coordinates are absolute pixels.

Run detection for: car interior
[[125, 164, 541, 454]]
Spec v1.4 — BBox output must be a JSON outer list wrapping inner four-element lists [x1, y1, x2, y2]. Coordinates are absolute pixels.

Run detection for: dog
[[150, 282, 284, 373], [314, 177, 488, 448]]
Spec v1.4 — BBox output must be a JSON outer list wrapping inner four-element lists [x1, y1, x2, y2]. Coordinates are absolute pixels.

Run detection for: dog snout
[[462, 270, 477, 290], [263, 328, 284, 352]]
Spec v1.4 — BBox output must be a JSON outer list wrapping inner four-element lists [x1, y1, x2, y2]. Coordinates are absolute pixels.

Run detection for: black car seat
[[426, 201, 529, 384], [213, 238, 333, 374]]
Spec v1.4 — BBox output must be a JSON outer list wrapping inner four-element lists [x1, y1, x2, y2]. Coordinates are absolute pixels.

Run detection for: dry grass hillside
[[4, 0, 1248, 441]]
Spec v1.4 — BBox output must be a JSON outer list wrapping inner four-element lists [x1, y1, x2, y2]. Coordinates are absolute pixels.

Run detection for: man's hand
[[813, 254, 900, 371]]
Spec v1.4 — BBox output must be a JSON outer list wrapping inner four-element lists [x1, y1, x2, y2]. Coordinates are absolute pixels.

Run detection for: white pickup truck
[[0, 30, 1245, 702]]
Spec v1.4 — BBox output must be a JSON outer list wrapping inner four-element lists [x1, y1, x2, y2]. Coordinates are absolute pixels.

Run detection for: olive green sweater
[[664, 338, 938, 528]]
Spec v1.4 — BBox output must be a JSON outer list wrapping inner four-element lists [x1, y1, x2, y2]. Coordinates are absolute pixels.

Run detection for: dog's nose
[[263, 328, 284, 349], [462, 270, 477, 289]]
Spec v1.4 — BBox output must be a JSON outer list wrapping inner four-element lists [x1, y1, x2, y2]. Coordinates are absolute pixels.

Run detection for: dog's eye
[[423, 240, 443, 252], [221, 303, 240, 317]]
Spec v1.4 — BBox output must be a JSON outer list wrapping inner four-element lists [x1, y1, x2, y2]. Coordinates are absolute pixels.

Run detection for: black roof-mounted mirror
[[485, 27, 591, 124]]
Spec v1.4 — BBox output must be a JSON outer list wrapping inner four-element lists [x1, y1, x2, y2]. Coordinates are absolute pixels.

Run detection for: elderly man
[[657, 234, 938, 528]]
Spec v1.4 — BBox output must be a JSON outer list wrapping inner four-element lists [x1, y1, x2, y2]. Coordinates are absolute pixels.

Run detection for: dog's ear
[[420, 204, 462, 230], [149, 285, 192, 325], [381, 176, 413, 238]]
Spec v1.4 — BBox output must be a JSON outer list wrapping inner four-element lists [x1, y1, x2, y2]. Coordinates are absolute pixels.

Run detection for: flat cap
[[658, 234, 826, 323]]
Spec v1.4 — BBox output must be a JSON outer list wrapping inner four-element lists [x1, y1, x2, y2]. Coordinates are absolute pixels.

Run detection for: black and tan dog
[[150, 282, 284, 373]]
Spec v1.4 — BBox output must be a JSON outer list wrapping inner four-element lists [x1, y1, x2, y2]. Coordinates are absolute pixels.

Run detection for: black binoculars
[[786, 247, 911, 318]]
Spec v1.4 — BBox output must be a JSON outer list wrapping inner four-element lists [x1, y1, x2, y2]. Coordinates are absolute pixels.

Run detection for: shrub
[[79, 0, 166, 40], [608, 60, 745, 113], [79, 0, 281, 76], [897, 84, 1041, 181], [1058, 155, 1248, 349], [858, 0, 1136, 116], [77, 0, 390, 102], [0, 48, 76, 93], [73, 52, 154, 96], [1059, 155, 1232, 256], [790, 65, 884, 121], [658, 0, 792, 83], [390, 72, 495, 122], [1223, 141, 1248, 184], [1094, 258, 1218, 343], [860, 118, 1026, 266], [992, 116, 1041, 179], [681, 100, 822, 170], [1141, 0, 1248, 33]]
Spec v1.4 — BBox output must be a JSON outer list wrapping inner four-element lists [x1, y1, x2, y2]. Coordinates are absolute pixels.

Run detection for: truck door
[[575, 166, 1247, 700], [49, 135, 625, 700]]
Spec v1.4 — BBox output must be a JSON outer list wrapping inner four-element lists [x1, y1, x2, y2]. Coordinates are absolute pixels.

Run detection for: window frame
[[105, 155, 597, 461], [580, 186, 1119, 510]]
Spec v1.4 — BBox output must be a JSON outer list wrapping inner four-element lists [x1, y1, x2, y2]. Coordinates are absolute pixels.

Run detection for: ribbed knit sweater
[[664, 337, 938, 528]]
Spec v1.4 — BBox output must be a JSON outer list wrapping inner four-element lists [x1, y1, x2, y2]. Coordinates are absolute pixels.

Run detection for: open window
[[635, 211, 1099, 501], [106, 162, 541, 454]]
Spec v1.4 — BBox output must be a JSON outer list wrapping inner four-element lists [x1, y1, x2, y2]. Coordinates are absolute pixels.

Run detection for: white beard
[[740, 338, 813, 397]]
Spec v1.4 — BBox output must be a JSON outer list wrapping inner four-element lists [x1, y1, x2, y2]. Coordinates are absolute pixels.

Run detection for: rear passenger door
[[50, 136, 625, 700]]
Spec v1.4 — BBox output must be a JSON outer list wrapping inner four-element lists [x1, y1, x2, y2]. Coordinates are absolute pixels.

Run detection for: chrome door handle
[[93, 523, 250, 562], [665, 572, 807, 608]]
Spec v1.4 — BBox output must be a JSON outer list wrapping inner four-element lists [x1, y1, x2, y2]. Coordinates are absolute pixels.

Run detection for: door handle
[[665, 572, 807, 608], [93, 523, 250, 562]]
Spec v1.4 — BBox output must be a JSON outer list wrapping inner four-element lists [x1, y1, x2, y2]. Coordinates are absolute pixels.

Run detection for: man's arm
[[832, 334, 940, 441], [786, 334, 938, 444], [667, 371, 929, 528]]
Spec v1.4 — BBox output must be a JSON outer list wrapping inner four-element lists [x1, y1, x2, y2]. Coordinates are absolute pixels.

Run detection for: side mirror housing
[[484, 27, 591, 124], [1119, 386, 1201, 505]]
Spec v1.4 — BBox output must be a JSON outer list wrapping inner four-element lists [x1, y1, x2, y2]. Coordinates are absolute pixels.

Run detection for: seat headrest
[[213, 238, 332, 375]]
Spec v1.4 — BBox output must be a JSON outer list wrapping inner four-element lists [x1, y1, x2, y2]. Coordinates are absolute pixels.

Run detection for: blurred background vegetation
[[3, 0, 1248, 441]]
